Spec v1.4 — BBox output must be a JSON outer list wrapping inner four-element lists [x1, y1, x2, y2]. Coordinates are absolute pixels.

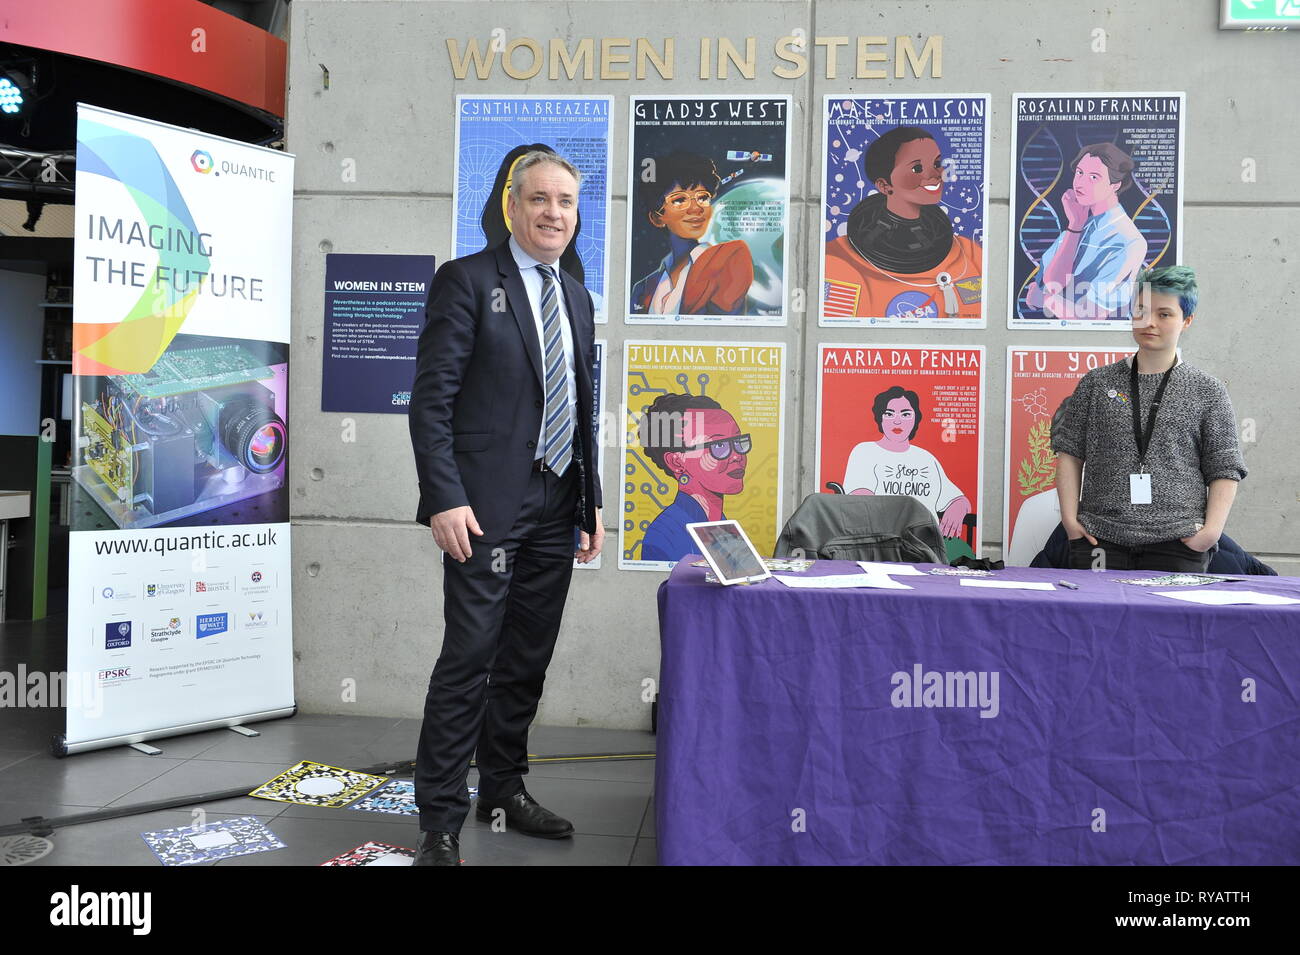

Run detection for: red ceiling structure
[[0, 0, 286, 118]]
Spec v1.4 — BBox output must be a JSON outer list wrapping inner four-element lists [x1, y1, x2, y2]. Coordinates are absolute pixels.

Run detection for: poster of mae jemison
[[816, 345, 985, 562], [1002, 346, 1133, 567], [453, 95, 613, 321], [821, 95, 990, 328], [620, 341, 785, 571], [1009, 92, 1185, 331], [626, 95, 790, 326]]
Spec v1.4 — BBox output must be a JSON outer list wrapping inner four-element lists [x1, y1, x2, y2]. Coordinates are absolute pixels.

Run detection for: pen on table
[[1058, 580, 1079, 590]]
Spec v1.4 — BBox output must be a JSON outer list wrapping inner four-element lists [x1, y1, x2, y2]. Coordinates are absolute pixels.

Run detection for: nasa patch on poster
[[821, 95, 990, 328]]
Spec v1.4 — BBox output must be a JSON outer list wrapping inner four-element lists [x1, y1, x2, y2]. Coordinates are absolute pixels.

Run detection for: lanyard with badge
[[1128, 358, 1175, 505]]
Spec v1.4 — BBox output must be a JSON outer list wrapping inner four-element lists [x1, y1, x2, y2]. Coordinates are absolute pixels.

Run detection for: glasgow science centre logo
[[191, 149, 214, 173]]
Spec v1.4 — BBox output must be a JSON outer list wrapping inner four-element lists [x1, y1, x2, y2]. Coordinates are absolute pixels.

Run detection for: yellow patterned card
[[249, 760, 388, 808]]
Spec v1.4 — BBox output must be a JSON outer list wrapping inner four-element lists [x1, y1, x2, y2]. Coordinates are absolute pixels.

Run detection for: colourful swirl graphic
[[75, 119, 209, 375]]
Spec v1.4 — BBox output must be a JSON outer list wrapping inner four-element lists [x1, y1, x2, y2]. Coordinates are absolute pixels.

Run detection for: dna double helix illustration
[[1015, 124, 1174, 319]]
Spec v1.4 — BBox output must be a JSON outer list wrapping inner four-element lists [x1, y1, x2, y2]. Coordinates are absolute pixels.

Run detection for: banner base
[[52, 704, 297, 757]]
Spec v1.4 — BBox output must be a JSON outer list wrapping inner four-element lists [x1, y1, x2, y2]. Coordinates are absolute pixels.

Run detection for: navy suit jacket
[[408, 241, 602, 540]]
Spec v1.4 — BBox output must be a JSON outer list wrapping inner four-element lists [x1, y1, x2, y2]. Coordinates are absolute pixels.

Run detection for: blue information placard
[[321, 253, 436, 413]]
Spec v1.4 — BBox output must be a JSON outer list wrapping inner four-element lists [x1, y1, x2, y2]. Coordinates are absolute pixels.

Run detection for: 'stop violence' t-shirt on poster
[[817, 345, 985, 562]]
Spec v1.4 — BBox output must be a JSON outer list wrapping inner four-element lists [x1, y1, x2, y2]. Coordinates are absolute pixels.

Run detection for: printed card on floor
[[141, 815, 285, 866], [249, 760, 388, 808], [349, 779, 418, 816], [321, 842, 417, 867]]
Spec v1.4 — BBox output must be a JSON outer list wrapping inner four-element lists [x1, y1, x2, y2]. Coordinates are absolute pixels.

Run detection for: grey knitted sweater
[[1051, 358, 1247, 546]]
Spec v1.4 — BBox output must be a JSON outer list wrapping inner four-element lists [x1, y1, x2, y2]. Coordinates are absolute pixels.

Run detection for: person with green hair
[[1051, 265, 1248, 571]]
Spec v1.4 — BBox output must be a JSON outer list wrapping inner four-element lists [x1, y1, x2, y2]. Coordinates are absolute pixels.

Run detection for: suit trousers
[[415, 464, 578, 833]]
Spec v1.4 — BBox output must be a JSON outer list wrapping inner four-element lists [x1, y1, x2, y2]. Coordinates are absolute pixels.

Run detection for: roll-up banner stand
[[59, 104, 295, 755]]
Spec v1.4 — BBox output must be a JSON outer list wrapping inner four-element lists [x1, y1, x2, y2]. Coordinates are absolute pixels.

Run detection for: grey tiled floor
[[0, 612, 656, 866]]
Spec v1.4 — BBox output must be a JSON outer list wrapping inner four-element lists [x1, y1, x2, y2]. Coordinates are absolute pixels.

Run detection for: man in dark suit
[[407, 151, 603, 866]]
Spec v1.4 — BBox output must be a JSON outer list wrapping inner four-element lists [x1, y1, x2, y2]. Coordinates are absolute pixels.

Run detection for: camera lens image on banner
[[73, 334, 287, 530]]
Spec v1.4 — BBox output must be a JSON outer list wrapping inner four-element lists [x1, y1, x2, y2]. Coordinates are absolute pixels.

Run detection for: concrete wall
[[285, 0, 1300, 727]]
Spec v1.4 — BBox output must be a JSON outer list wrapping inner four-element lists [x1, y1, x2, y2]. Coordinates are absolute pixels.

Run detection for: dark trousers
[[415, 465, 578, 833], [1067, 535, 1215, 573]]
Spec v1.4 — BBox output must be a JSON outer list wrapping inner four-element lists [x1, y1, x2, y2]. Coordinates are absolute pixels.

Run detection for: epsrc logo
[[191, 149, 214, 173], [98, 667, 132, 682]]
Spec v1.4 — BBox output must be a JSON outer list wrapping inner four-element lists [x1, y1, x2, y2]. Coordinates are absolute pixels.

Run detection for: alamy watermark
[[0, 666, 104, 718], [890, 663, 1000, 718]]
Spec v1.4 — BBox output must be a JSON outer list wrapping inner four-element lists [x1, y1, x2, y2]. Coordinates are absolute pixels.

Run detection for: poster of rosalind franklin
[[627, 95, 791, 326], [1009, 93, 1185, 330], [821, 95, 990, 328]]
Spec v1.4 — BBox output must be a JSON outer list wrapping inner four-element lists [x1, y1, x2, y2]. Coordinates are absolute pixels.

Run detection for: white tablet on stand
[[685, 520, 771, 586]]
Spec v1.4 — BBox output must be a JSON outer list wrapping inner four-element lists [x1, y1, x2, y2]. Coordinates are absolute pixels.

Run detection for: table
[[0, 490, 31, 622], [655, 560, 1300, 865]]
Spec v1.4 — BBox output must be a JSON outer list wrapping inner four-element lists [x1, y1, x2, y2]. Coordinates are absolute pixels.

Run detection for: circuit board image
[[80, 400, 135, 502], [73, 342, 287, 529], [114, 345, 273, 399]]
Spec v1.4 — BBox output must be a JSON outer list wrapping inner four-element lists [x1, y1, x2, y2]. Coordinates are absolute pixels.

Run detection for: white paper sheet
[[958, 579, 1057, 591], [774, 573, 913, 590], [1150, 590, 1300, 606], [856, 561, 926, 576]]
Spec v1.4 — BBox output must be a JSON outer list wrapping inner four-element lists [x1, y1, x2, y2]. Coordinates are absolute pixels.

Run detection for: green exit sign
[[1221, 0, 1300, 28]]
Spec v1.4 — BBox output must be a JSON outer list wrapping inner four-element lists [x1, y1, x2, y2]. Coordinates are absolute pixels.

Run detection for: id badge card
[[1129, 472, 1152, 505]]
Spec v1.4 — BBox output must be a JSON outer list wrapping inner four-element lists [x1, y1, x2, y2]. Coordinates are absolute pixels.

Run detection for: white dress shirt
[[509, 236, 578, 461]]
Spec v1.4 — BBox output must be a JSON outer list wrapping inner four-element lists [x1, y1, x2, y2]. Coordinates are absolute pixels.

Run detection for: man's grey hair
[[508, 150, 582, 198]]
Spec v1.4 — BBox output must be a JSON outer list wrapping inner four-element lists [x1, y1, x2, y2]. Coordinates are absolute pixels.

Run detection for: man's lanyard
[[1129, 357, 1176, 471]]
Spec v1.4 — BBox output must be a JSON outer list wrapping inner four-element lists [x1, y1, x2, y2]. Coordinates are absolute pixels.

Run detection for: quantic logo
[[105, 622, 131, 650], [196, 612, 228, 637], [191, 149, 214, 173], [49, 884, 151, 935], [890, 664, 1000, 718]]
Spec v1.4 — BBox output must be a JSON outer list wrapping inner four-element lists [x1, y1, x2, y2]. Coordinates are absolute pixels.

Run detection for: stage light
[[0, 75, 23, 115]]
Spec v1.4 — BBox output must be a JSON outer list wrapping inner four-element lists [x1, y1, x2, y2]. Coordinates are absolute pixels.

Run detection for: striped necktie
[[536, 264, 573, 476]]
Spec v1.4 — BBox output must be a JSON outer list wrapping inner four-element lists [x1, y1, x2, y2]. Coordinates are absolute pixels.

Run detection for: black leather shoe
[[475, 790, 574, 838], [412, 830, 461, 866]]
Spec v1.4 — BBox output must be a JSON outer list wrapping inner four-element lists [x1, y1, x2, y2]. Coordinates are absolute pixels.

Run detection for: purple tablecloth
[[655, 560, 1300, 865]]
